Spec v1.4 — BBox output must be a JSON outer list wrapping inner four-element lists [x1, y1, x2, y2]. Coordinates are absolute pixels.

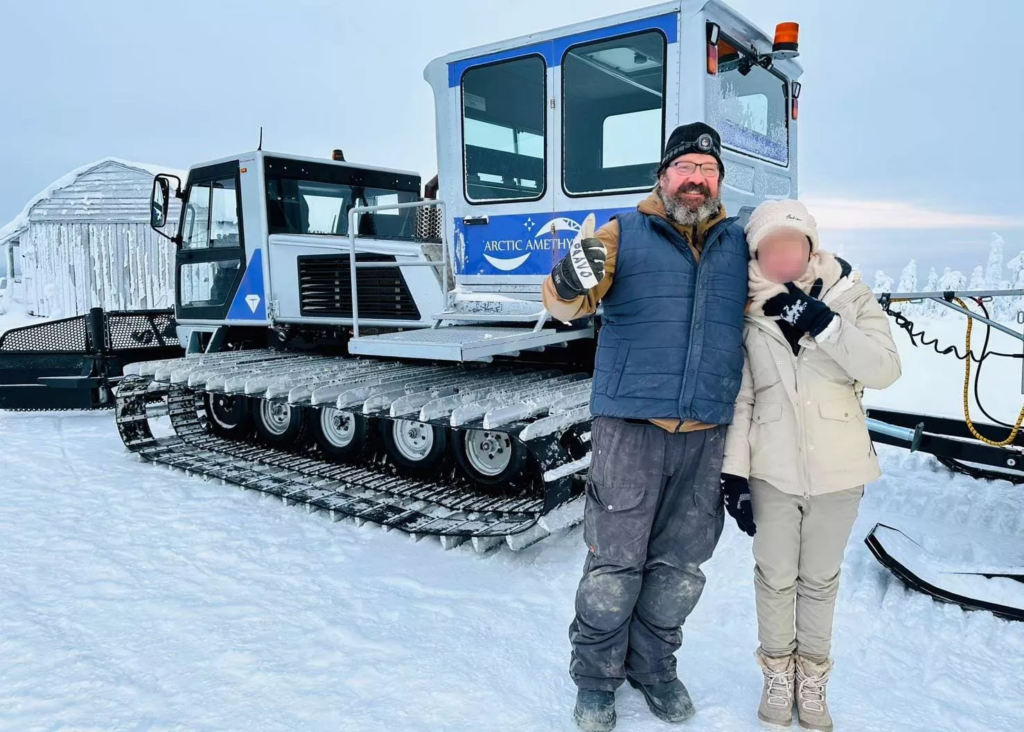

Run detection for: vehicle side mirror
[[151, 175, 170, 229]]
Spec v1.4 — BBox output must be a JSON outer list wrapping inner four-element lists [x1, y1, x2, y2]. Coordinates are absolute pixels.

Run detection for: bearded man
[[543, 123, 749, 732]]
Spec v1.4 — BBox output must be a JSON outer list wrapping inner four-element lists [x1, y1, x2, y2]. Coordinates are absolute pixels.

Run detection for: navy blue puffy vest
[[590, 210, 748, 425]]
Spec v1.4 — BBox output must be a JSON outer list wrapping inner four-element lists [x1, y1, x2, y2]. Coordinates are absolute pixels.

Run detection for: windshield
[[264, 157, 421, 239], [707, 36, 790, 166]]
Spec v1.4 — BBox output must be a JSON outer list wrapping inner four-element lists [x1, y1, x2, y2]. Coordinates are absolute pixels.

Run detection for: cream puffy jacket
[[722, 271, 901, 497]]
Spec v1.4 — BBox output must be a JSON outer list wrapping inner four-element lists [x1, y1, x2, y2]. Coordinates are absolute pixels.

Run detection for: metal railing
[[879, 288, 1024, 342], [346, 200, 448, 339]]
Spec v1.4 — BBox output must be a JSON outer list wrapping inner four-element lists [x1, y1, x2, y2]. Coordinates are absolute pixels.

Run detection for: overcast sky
[[1, 0, 1021, 280]]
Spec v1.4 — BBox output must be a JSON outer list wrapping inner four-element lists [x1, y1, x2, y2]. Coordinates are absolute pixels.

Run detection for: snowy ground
[[1, 317, 1024, 731], [0, 299, 46, 334]]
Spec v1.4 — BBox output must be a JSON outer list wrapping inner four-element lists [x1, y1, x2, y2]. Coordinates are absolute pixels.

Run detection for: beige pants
[[750, 478, 863, 663]]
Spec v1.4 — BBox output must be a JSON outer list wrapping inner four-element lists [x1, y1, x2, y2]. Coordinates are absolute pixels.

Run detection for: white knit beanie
[[744, 199, 819, 258]]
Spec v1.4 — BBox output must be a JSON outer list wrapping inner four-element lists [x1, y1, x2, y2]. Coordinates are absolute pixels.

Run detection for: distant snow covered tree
[[938, 267, 967, 291], [920, 267, 941, 318], [969, 265, 986, 292], [897, 259, 918, 294], [1007, 247, 1024, 287], [1000, 241, 1024, 321], [986, 232, 1006, 290], [883, 237, 1024, 322], [937, 268, 967, 320]]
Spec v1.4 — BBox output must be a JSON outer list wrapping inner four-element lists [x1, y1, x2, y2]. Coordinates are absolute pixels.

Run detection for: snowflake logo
[[524, 217, 535, 232], [781, 300, 807, 325]]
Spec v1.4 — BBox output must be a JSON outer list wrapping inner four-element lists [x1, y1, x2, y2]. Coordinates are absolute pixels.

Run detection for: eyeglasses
[[667, 161, 721, 177]]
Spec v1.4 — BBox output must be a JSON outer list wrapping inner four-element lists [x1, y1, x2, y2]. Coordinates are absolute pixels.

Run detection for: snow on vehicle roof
[[0, 157, 186, 243]]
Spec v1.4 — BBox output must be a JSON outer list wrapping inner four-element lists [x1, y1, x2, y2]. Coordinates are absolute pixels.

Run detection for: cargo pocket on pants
[[688, 428, 727, 565], [583, 479, 650, 567], [693, 481, 724, 517], [583, 418, 663, 565]]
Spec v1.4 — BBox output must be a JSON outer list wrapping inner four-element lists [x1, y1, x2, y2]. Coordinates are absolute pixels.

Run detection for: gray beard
[[658, 185, 722, 227]]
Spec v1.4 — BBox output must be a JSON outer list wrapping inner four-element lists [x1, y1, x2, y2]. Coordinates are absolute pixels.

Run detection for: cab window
[[708, 36, 790, 165], [562, 30, 667, 195], [461, 55, 546, 203], [264, 158, 419, 239], [182, 178, 240, 249]]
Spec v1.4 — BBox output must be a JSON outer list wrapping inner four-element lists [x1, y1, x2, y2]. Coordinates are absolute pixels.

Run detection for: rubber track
[[116, 376, 544, 539]]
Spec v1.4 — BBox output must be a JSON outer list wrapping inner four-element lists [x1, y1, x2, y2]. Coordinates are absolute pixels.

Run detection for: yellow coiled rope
[[954, 297, 1024, 446]]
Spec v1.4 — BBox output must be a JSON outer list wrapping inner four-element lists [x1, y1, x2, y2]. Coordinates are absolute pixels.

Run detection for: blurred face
[[757, 230, 812, 283]]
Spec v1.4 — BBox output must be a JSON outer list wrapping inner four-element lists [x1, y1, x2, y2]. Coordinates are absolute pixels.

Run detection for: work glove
[[762, 279, 836, 337], [721, 473, 756, 537], [551, 237, 607, 300]]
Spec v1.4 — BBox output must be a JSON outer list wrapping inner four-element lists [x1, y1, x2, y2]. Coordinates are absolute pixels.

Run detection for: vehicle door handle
[[462, 216, 489, 226]]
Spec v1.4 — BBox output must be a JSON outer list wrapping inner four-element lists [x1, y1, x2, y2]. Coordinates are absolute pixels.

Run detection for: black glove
[[762, 279, 835, 338], [551, 237, 607, 300], [721, 473, 756, 537]]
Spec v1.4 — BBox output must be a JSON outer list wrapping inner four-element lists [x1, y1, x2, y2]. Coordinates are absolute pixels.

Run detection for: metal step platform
[[347, 325, 594, 362]]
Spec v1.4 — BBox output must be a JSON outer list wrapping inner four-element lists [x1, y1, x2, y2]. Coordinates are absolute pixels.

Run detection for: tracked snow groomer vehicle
[[116, 0, 804, 550]]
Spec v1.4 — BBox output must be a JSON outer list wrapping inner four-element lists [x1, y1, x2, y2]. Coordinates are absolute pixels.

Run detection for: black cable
[[972, 300, 1017, 428], [882, 300, 1021, 362]]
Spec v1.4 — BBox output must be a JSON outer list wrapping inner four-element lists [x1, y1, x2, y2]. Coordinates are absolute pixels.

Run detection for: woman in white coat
[[721, 200, 900, 731]]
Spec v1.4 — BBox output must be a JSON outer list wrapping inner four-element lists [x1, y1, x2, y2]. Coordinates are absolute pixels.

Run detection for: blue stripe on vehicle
[[453, 207, 633, 277], [226, 249, 267, 321], [447, 12, 678, 87]]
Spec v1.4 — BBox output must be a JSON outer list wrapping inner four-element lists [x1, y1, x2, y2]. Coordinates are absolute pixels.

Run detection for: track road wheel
[[382, 418, 448, 475], [204, 393, 252, 439], [254, 399, 310, 447], [453, 428, 530, 488], [313, 407, 375, 461]]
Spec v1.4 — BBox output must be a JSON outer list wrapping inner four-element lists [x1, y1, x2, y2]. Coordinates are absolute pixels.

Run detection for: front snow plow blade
[[0, 307, 182, 410], [866, 523, 1024, 622], [114, 351, 592, 550]]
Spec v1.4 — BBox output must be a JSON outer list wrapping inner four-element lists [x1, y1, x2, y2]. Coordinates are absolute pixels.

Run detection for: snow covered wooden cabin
[[0, 158, 181, 317]]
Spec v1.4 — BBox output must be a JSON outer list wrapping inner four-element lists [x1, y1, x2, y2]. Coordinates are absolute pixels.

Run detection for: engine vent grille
[[297, 254, 421, 321]]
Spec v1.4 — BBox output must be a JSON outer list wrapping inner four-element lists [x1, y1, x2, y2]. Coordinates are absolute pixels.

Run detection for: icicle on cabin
[[0, 159, 181, 318]]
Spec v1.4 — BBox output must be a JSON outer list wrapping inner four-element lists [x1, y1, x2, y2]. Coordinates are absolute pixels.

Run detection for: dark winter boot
[[573, 689, 616, 732], [627, 676, 696, 723]]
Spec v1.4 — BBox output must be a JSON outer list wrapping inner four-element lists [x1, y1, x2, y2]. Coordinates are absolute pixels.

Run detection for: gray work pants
[[569, 417, 726, 692]]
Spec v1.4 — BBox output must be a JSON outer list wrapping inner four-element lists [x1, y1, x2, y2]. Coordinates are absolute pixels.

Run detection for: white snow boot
[[795, 656, 834, 732], [756, 651, 795, 727]]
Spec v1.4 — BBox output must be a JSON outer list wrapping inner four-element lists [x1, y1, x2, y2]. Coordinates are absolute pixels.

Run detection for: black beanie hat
[[657, 122, 724, 177]]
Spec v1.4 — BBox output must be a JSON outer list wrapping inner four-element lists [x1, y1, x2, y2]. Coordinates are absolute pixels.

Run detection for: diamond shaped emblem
[[245, 294, 261, 313]]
